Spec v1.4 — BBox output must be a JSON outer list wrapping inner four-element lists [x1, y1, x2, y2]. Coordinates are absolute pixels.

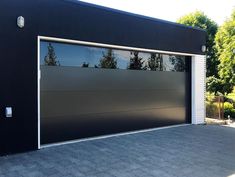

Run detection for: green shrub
[[223, 102, 235, 119], [224, 109, 235, 119], [224, 102, 234, 110], [206, 102, 218, 118]]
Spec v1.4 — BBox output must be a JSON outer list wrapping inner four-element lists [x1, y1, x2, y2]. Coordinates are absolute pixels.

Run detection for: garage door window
[[40, 41, 188, 72]]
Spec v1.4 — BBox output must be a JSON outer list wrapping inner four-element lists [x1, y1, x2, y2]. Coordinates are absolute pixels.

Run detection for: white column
[[191, 55, 206, 124]]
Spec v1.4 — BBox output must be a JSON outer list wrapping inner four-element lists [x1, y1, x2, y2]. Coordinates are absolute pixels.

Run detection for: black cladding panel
[[0, 0, 204, 154], [36, 0, 205, 55]]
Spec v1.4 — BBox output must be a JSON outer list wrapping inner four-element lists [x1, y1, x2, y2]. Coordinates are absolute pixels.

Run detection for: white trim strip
[[39, 36, 203, 57], [37, 36, 41, 149], [41, 124, 190, 149]]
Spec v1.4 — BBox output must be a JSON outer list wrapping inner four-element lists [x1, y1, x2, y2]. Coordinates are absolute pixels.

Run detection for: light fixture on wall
[[17, 16, 25, 28], [201, 45, 206, 53]]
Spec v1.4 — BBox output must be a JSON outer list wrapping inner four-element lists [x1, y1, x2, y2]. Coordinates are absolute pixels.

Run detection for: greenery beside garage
[[206, 88, 235, 119], [178, 10, 235, 120]]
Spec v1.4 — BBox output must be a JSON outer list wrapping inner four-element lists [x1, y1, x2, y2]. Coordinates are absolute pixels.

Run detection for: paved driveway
[[0, 125, 235, 177]]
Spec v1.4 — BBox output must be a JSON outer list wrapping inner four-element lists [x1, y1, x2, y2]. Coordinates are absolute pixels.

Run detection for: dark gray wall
[[0, 1, 38, 155], [0, 0, 205, 155]]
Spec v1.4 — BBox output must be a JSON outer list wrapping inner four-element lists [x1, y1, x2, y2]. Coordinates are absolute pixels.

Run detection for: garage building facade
[[0, 0, 206, 155]]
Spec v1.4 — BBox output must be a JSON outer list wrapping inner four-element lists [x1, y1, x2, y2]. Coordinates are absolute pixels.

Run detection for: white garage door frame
[[37, 35, 205, 149]]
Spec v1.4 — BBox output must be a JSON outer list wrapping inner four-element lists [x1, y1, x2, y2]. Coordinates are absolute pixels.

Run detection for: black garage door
[[40, 40, 191, 145]]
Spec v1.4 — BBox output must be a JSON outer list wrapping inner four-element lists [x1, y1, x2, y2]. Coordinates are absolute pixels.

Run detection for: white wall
[[191, 55, 206, 124]]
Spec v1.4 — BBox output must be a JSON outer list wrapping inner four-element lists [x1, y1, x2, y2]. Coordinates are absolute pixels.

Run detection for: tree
[[215, 9, 235, 94], [99, 49, 117, 69], [169, 56, 185, 72], [82, 62, 89, 67], [44, 43, 60, 66], [177, 11, 218, 77], [128, 51, 146, 70], [148, 53, 163, 71], [206, 76, 234, 95], [206, 76, 224, 95]]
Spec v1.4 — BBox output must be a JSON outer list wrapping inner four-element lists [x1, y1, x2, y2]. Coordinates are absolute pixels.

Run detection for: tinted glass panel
[[40, 41, 187, 72]]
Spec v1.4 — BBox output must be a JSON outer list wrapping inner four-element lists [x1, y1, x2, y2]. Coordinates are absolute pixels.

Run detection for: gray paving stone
[[0, 125, 235, 177]]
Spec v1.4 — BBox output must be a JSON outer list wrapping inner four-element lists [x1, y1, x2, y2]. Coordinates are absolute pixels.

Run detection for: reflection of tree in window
[[99, 49, 117, 69], [128, 51, 146, 70], [148, 53, 164, 71], [44, 43, 60, 66], [169, 56, 185, 72], [159, 54, 164, 71], [82, 62, 89, 67]]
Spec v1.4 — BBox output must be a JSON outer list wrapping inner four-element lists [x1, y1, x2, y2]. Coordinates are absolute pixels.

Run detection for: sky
[[80, 0, 235, 25]]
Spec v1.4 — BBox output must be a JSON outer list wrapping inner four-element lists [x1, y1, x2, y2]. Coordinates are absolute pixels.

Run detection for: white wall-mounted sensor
[[201, 45, 206, 53], [6, 107, 13, 118], [17, 16, 25, 28]]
